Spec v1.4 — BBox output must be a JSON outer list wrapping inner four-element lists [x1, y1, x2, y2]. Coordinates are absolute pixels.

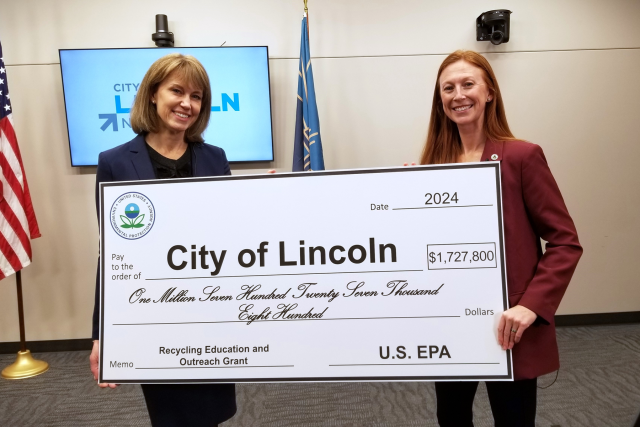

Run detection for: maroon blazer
[[480, 139, 582, 379]]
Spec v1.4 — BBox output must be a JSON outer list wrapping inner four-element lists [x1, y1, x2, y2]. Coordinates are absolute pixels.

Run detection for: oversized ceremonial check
[[99, 163, 512, 383]]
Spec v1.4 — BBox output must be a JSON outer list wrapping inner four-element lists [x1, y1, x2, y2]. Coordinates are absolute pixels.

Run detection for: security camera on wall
[[476, 10, 511, 45], [152, 14, 174, 47]]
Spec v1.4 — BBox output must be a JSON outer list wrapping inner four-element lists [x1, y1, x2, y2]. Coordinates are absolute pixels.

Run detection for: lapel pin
[[490, 154, 498, 160]]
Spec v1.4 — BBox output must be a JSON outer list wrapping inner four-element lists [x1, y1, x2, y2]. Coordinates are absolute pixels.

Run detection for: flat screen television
[[59, 47, 274, 166]]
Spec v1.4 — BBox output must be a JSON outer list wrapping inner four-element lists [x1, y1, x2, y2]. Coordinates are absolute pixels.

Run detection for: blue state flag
[[292, 15, 325, 171]]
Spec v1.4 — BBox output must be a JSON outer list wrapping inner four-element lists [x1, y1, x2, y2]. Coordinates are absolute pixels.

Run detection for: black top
[[145, 142, 193, 179]]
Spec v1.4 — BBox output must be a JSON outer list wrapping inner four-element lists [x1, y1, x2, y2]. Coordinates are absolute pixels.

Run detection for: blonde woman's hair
[[130, 53, 212, 143], [420, 50, 516, 165]]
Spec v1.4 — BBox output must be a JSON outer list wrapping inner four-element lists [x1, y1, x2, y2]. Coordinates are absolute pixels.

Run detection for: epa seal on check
[[109, 192, 155, 240]]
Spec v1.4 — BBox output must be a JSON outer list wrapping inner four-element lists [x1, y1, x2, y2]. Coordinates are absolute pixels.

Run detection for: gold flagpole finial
[[304, 0, 308, 14]]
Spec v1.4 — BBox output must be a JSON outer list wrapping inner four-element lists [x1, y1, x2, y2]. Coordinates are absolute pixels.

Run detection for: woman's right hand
[[90, 340, 118, 388]]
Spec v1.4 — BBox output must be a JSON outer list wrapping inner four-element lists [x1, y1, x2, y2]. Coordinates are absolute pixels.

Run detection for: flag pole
[[1, 270, 49, 379], [304, 0, 310, 33]]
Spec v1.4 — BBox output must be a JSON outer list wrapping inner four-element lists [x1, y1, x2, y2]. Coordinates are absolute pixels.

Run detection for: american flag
[[0, 42, 41, 280]]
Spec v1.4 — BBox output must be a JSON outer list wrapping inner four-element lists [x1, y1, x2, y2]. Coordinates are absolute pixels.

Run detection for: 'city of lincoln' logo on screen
[[99, 83, 240, 132], [110, 192, 155, 240]]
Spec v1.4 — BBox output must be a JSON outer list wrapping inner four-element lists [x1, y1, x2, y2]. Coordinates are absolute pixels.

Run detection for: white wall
[[0, 0, 639, 342]]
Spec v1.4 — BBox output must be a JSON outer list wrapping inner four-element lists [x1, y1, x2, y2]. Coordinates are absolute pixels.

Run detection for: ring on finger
[[510, 329, 517, 333]]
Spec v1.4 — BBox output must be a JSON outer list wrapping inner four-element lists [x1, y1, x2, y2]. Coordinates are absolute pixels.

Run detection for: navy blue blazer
[[92, 134, 231, 339]]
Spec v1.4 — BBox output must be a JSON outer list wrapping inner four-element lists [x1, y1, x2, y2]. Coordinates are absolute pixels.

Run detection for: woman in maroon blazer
[[419, 50, 582, 426]]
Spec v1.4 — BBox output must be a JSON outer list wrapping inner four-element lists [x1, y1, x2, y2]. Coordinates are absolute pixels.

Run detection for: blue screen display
[[59, 47, 274, 166]]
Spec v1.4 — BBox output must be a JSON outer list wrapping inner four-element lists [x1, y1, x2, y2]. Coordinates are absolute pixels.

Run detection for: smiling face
[[150, 72, 203, 136], [438, 60, 493, 131]]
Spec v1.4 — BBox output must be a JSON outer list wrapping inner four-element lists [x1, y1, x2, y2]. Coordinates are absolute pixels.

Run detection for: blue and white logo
[[60, 47, 274, 165], [110, 192, 155, 240]]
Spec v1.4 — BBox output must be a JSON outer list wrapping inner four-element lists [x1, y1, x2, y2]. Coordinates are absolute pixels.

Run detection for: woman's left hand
[[497, 305, 537, 350]]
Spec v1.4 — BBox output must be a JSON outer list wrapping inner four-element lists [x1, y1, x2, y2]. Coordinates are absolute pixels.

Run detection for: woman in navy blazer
[[419, 51, 582, 426], [89, 53, 236, 427]]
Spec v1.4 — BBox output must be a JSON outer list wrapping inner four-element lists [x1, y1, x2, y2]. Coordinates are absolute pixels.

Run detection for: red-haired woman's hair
[[420, 50, 515, 164]]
